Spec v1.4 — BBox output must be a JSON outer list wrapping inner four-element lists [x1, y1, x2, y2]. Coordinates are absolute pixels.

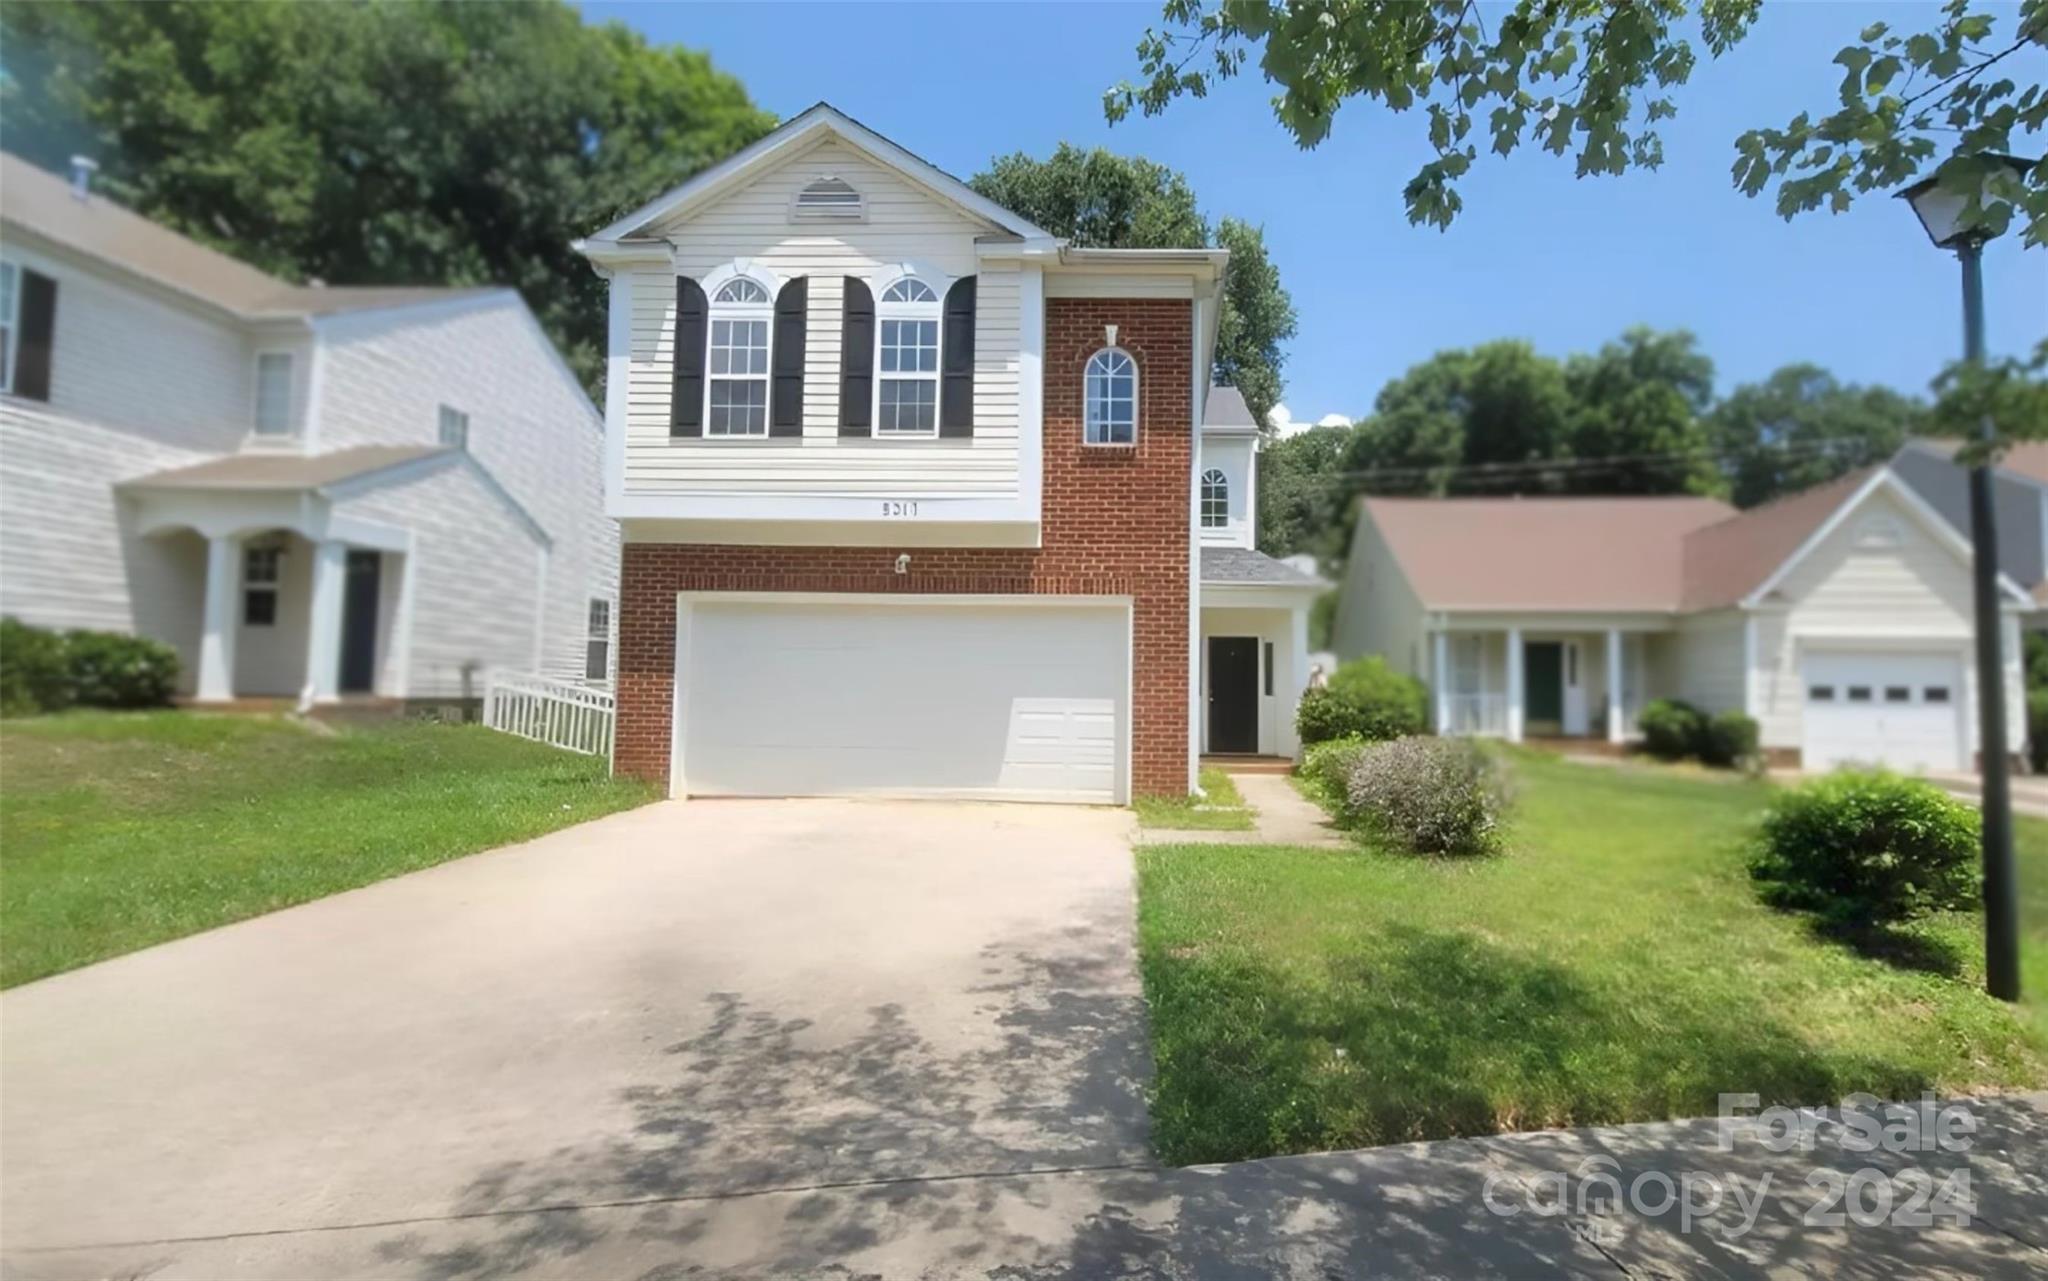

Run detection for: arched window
[[876, 275, 941, 436], [707, 276, 772, 436], [1084, 348, 1137, 445], [1200, 468, 1229, 528], [793, 176, 864, 221]]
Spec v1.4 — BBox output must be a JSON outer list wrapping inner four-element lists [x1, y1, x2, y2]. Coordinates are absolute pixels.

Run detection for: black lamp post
[[1896, 154, 2032, 1002]]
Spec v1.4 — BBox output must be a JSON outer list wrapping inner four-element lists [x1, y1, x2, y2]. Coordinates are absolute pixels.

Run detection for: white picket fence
[[482, 668, 615, 758]]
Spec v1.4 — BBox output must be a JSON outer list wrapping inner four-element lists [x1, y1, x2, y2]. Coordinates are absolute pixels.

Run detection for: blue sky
[[588, 1, 2046, 422]]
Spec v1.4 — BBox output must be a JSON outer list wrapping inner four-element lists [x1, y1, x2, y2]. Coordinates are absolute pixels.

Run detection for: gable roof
[[582, 103, 1057, 247], [1362, 494, 1735, 611], [0, 153, 498, 321], [1201, 546, 1324, 588], [1679, 466, 1878, 609], [1904, 437, 2048, 491], [1202, 385, 1259, 432]]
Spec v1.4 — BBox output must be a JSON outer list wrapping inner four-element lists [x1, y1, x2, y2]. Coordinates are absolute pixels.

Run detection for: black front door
[[339, 550, 380, 694], [1207, 636, 1259, 754]]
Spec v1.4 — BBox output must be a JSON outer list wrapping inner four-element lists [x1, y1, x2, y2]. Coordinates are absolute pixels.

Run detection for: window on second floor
[[876, 276, 940, 437], [1200, 468, 1229, 528], [0, 261, 18, 394], [707, 276, 772, 437], [585, 598, 611, 681], [1084, 348, 1137, 445], [438, 404, 470, 450], [253, 352, 294, 435]]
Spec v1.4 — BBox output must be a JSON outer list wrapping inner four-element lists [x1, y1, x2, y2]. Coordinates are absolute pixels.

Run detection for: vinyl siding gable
[[623, 139, 1022, 499]]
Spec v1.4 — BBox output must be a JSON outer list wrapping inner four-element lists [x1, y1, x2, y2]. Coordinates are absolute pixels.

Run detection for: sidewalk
[[1133, 769, 1352, 848], [17, 1093, 2043, 1278]]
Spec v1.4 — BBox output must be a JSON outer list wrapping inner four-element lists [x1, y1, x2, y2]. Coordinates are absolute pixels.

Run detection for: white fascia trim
[[603, 270, 630, 512], [1740, 467, 2033, 609], [1186, 293, 1207, 792], [1019, 263, 1045, 528], [608, 492, 1035, 523], [1200, 583, 1325, 609], [585, 104, 1055, 246]]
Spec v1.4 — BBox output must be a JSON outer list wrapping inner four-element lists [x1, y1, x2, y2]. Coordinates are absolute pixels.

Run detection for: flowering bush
[[1343, 736, 1512, 856]]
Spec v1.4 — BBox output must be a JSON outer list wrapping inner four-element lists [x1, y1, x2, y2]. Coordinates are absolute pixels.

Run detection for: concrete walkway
[[9, 1093, 2042, 1278], [1133, 769, 1352, 848]]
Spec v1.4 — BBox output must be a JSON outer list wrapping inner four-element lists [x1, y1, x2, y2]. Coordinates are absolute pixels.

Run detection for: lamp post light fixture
[[1896, 152, 2034, 1003]]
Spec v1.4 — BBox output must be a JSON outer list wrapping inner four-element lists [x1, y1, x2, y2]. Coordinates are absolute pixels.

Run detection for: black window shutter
[[769, 277, 807, 437], [839, 277, 873, 436], [940, 275, 976, 438], [670, 277, 708, 437], [14, 269, 58, 402]]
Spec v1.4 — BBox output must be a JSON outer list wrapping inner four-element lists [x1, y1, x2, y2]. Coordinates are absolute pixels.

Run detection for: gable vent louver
[[792, 176, 864, 223]]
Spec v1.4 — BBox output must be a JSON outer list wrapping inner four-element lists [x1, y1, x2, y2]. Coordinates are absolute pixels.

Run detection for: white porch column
[[1506, 626, 1525, 743], [195, 533, 241, 703], [1606, 627, 1625, 743], [301, 540, 347, 706], [1286, 602, 1310, 757], [1433, 629, 1451, 734]]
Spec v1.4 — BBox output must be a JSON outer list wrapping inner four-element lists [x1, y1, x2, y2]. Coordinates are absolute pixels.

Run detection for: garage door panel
[[681, 600, 1127, 802], [1801, 649, 1963, 772]]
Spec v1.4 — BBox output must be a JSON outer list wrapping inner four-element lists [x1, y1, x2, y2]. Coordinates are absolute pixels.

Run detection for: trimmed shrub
[[1300, 735, 1369, 818], [1, 617, 71, 716], [1699, 710, 1761, 770], [65, 630, 179, 709], [1638, 698, 1707, 761], [1297, 657, 1429, 746], [1343, 736, 1513, 856], [1748, 770, 1979, 925]]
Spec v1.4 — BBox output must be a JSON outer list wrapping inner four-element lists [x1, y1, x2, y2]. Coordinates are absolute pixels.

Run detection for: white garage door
[[677, 597, 1127, 803], [1801, 650, 1964, 772]]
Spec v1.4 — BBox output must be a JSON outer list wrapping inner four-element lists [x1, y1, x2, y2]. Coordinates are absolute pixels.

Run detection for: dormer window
[[876, 276, 940, 437], [1084, 348, 1137, 445], [792, 176, 864, 222], [707, 276, 773, 436], [1201, 469, 1229, 528]]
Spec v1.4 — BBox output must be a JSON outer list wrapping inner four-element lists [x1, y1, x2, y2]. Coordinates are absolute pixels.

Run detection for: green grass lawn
[[1138, 751, 2048, 1165], [0, 711, 656, 987], [1134, 767, 1254, 831]]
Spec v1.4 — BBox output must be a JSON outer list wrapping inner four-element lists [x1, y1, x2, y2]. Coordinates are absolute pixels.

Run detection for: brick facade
[[614, 297, 1195, 797]]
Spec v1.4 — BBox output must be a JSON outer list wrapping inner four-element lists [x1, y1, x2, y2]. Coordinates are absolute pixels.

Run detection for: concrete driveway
[[1, 798, 1149, 1278]]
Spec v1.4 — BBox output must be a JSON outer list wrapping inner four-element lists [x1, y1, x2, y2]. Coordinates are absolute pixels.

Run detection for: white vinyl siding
[[313, 297, 615, 687], [253, 352, 294, 435], [1332, 508, 1425, 670], [1749, 486, 2023, 756], [1668, 609, 1747, 713], [624, 140, 1021, 496]]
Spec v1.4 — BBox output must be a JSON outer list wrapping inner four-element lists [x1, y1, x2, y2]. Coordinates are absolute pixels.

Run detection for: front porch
[[1432, 623, 1664, 745]]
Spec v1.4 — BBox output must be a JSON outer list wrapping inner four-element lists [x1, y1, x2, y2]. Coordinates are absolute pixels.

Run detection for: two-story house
[[576, 104, 1320, 803], [0, 153, 616, 706]]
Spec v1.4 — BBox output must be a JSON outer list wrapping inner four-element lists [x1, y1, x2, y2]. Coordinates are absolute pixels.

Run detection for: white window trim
[[874, 276, 943, 439], [1199, 468, 1229, 528], [0, 259, 19, 396], [703, 271, 777, 440], [584, 597, 612, 681], [248, 349, 298, 439], [1084, 347, 1139, 447], [437, 403, 470, 450]]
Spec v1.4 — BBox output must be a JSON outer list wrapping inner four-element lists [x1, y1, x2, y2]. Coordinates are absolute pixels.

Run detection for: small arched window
[[706, 275, 773, 436], [1200, 469, 1229, 528], [792, 176, 864, 222], [876, 275, 941, 436], [1084, 348, 1137, 445]]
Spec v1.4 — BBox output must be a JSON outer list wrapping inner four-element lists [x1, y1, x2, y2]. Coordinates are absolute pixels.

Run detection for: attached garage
[[672, 594, 1130, 803], [1801, 649, 1965, 772]]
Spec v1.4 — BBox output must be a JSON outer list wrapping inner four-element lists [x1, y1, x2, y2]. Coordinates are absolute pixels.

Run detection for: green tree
[[1561, 327, 1720, 495], [1256, 422, 1354, 558], [1109, 1, 2046, 245], [1711, 364, 1924, 507], [0, 0, 774, 394], [970, 144, 1298, 426]]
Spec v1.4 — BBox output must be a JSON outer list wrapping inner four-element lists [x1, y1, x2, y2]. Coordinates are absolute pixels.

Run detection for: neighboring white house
[[0, 153, 615, 705], [1332, 466, 2029, 772]]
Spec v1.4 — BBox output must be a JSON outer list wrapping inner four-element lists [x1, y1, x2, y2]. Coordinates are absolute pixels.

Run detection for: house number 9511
[[880, 500, 920, 518]]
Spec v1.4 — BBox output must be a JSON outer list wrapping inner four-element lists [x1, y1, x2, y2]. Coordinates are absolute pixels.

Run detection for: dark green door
[[1525, 642, 1563, 724]]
